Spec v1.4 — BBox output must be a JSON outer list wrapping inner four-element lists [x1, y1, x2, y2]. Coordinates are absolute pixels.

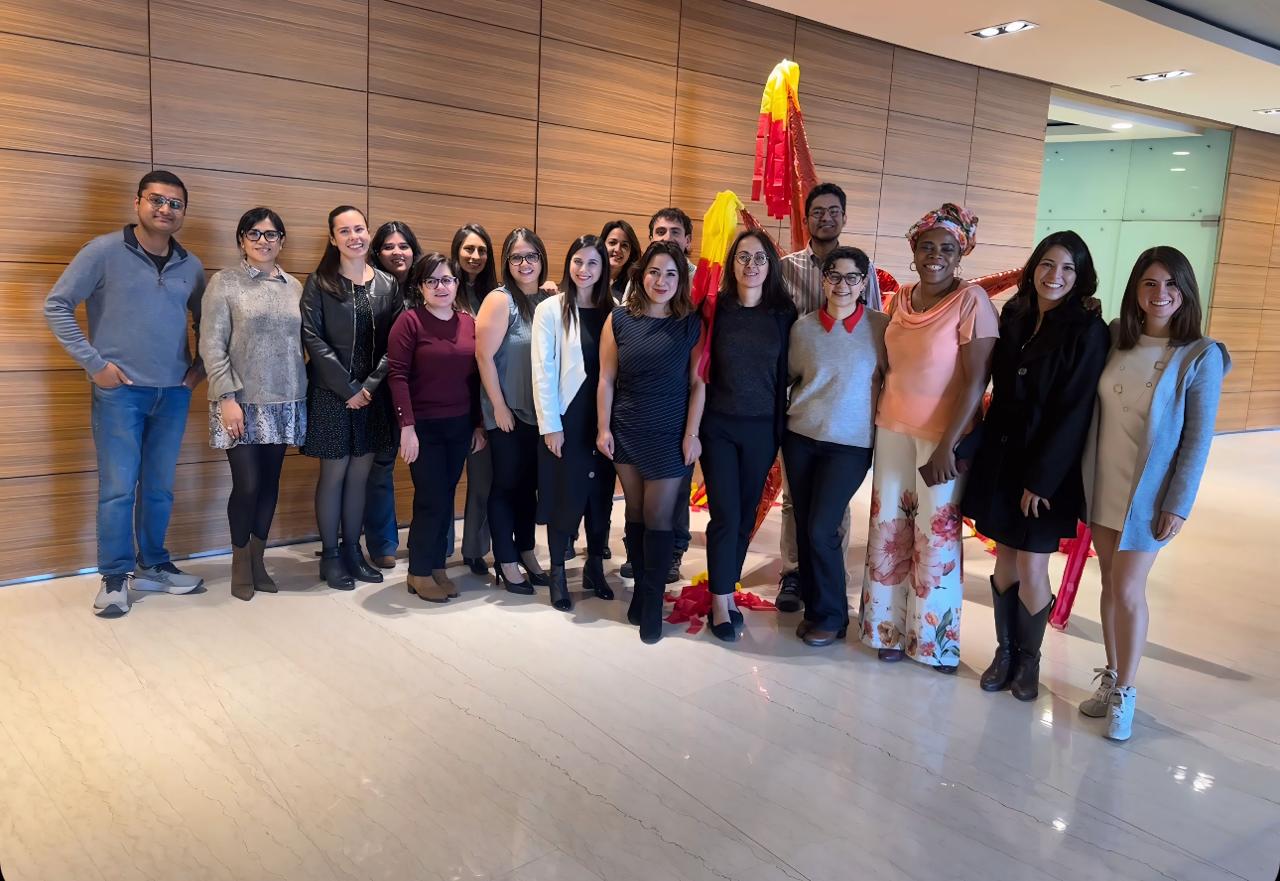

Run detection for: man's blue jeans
[[91, 384, 191, 575]]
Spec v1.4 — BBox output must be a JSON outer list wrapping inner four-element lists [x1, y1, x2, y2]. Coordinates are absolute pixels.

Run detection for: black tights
[[614, 463, 684, 531], [315, 453, 375, 550], [225, 444, 287, 547]]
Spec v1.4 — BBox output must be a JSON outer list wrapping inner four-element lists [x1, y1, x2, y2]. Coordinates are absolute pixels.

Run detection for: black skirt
[[302, 385, 394, 459]]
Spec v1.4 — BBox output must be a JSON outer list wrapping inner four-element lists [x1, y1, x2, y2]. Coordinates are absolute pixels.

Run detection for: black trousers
[[700, 414, 778, 596], [487, 418, 539, 563], [781, 431, 872, 631], [407, 415, 471, 574]]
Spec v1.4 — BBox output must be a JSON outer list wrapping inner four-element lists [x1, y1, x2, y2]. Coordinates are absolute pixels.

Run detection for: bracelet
[[685, 433, 698, 438]]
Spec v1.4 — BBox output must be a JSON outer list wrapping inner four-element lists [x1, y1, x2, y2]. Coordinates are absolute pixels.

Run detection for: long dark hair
[[558, 235, 613, 332], [499, 227, 548, 323], [450, 223, 497, 301], [1118, 246, 1205, 349], [625, 241, 692, 318], [314, 205, 368, 298], [402, 251, 461, 310], [369, 220, 423, 272], [1005, 230, 1098, 327], [719, 229, 795, 316], [600, 219, 641, 284]]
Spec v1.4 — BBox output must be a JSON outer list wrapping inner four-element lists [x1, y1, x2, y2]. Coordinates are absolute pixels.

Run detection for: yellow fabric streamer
[[698, 190, 745, 268], [758, 60, 799, 125]]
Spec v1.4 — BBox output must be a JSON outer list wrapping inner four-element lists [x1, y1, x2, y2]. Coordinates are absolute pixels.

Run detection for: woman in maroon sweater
[[386, 252, 487, 602]]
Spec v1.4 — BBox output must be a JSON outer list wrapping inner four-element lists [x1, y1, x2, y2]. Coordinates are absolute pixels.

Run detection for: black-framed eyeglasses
[[734, 252, 768, 267], [424, 276, 459, 289], [143, 194, 185, 212], [508, 253, 541, 266], [808, 207, 843, 220], [243, 229, 282, 243], [823, 271, 865, 288]]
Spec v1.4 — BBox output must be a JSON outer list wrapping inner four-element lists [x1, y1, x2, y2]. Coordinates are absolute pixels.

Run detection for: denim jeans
[[91, 384, 192, 575], [363, 447, 400, 557]]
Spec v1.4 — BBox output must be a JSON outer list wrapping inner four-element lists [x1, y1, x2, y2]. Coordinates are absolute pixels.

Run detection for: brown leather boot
[[407, 574, 449, 603], [248, 536, 277, 593], [230, 543, 254, 601], [431, 568, 459, 598]]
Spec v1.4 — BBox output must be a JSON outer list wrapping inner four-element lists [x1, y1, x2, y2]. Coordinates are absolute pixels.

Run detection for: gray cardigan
[[199, 264, 307, 404], [1082, 321, 1230, 551]]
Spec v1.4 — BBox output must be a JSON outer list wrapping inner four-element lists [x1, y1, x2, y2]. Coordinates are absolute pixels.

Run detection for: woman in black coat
[[961, 230, 1108, 701]]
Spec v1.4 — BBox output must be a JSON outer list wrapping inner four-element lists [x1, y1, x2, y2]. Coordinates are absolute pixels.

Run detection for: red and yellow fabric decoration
[[752, 60, 820, 253]]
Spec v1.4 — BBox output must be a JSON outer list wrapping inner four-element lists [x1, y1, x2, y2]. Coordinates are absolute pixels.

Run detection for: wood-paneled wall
[[0, 0, 1050, 580], [1209, 128, 1280, 432]]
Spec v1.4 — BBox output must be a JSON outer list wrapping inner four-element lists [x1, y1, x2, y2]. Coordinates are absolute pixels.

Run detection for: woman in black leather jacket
[[301, 205, 402, 588]]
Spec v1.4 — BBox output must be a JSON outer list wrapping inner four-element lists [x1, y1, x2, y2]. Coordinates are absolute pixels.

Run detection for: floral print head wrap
[[906, 203, 979, 256]]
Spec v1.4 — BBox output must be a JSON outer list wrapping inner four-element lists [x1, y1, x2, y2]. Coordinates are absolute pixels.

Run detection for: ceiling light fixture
[[1110, 122, 1134, 130], [1170, 167, 1187, 172], [970, 20, 1038, 38], [1172, 150, 1190, 155], [1131, 70, 1194, 82], [1256, 108, 1280, 115]]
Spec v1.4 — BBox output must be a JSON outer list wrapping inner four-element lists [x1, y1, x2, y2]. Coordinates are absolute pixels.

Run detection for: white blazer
[[530, 294, 588, 434]]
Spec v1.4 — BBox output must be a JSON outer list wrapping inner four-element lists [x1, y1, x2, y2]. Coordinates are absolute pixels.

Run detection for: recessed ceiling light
[[1257, 108, 1280, 115], [970, 20, 1039, 38], [1170, 167, 1186, 172], [1172, 151, 1190, 155], [1131, 70, 1194, 82], [1110, 122, 1134, 130]]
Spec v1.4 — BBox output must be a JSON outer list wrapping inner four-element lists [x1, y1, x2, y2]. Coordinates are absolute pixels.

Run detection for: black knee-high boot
[[1010, 595, 1056, 702], [622, 522, 645, 625], [980, 577, 1021, 692], [640, 529, 673, 645]]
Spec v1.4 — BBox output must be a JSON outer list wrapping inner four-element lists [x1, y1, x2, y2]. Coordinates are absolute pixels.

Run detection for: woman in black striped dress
[[597, 241, 704, 644]]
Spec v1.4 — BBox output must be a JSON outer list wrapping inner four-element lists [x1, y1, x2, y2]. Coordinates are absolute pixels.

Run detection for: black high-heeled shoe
[[518, 555, 550, 587], [464, 557, 489, 577], [548, 565, 573, 611], [581, 555, 613, 600], [340, 542, 383, 584], [495, 563, 534, 595]]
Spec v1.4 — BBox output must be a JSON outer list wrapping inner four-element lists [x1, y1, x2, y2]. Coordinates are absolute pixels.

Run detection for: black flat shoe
[[319, 548, 354, 591], [878, 648, 904, 662], [932, 663, 959, 675], [708, 609, 738, 643], [729, 607, 744, 628], [465, 557, 489, 577], [495, 565, 534, 596]]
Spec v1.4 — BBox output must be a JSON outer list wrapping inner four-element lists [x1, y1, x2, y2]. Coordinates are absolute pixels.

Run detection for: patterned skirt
[[209, 400, 306, 449]]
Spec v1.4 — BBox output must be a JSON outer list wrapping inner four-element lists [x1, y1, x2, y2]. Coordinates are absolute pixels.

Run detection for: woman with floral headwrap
[[859, 204, 998, 672]]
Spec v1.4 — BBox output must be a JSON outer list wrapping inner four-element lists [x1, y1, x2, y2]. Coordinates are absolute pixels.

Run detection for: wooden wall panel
[[1271, 223, 1280, 268], [368, 189, 533, 256], [0, 34, 150, 161], [793, 20, 893, 109], [540, 39, 677, 140], [151, 0, 368, 90], [883, 112, 969, 184], [535, 206, 654, 270], [370, 1, 539, 120], [1266, 268, 1280, 311], [876, 175, 966, 239], [1215, 391, 1249, 432], [1212, 263, 1269, 311], [974, 70, 1051, 141], [678, 0, 796, 83], [670, 145, 765, 224], [962, 187, 1039, 249], [1221, 351, 1254, 394], [1222, 174, 1280, 222], [674, 69, 762, 155], [174, 168, 367, 274], [0, 264, 87, 372], [802, 95, 888, 175], [1245, 391, 1280, 430], [812, 165, 882, 238], [1251, 351, 1280, 392], [1208, 307, 1262, 353], [394, 0, 541, 34], [0, 151, 149, 265], [153, 61, 368, 184], [1259, 309, 1280, 352], [369, 95, 538, 203], [889, 48, 977, 127], [967, 129, 1044, 195], [537, 125, 672, 214], [0, 0, 148, 54], [542, 0, 680, 64], [960, 243, 1031, 279], [1217, 219, 1274, 268], [1229, 128, 1280, 183]]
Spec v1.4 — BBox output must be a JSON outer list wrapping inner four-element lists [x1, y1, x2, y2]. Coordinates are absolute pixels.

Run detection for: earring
[[909, 260, 917, 272]]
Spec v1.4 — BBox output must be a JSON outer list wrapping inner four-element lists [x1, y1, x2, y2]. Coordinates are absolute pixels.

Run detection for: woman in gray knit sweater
[[199, 208, 307, 601]]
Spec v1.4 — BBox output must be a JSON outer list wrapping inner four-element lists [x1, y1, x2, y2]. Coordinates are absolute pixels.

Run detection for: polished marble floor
[[1, 433, 1277, 881]]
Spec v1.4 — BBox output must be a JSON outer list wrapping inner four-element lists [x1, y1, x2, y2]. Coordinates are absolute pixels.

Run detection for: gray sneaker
[[93, 574, 131, 617], [1079, 667, 1118, 718], [133, 561, 204, 594]]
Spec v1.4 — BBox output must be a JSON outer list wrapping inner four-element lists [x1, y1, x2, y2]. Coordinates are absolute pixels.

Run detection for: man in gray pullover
[[45, 170, 207, 616]]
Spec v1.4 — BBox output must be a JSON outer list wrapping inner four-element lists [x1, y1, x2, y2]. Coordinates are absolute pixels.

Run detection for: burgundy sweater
[[386, 307, 481, 428]]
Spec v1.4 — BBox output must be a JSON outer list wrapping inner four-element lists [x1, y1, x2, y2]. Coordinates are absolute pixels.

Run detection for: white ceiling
[[757, 0, 1280, 136]]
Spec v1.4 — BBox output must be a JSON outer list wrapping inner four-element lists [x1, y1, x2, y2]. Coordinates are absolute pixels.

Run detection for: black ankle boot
[[639, 529, 674, 644], [582, 554, 612, 599], [1010, 596, 1055, 702], [341, 542, 383, 583], [980, 578, 1021, 692], [622, 522, 645, 625], [549, 564, 572, 611], [320, 547, 354, 590]]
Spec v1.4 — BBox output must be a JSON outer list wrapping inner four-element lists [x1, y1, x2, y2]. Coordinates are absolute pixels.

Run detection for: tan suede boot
[[407, 574, 449, 603], [432, 568, 459, 598]]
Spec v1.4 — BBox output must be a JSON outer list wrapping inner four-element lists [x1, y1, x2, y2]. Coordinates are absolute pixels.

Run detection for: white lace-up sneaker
[[132, 561, 204, 594], [93, 574, 131, 617], [1079, 667, 1118, 717], [1106, 686, 1137, 741]]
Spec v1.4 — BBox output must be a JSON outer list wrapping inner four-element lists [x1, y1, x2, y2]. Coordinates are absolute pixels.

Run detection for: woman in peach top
[[859, 204, 998, 672]]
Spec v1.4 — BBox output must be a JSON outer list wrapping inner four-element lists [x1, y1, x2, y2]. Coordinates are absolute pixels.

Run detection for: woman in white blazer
[[532, 235, 618, 611]]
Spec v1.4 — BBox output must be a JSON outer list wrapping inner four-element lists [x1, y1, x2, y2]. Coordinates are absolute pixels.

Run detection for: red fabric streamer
[[665, 582, 778, 635], [1050, 523, 1093, 631]]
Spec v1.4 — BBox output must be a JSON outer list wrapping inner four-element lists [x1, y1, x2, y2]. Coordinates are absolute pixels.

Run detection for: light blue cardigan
[[1082, 321, 1230, 552]]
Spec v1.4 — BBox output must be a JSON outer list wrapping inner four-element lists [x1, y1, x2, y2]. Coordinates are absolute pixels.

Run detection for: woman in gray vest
[[1079, 246, 1229, 741]]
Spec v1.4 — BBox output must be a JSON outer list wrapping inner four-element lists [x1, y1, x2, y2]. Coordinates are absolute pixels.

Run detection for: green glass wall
[[1036, 131, 1230, 319]]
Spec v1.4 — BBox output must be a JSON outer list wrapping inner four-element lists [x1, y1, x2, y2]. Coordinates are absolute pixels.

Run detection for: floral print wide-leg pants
[[859, 428, 965, 667]]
